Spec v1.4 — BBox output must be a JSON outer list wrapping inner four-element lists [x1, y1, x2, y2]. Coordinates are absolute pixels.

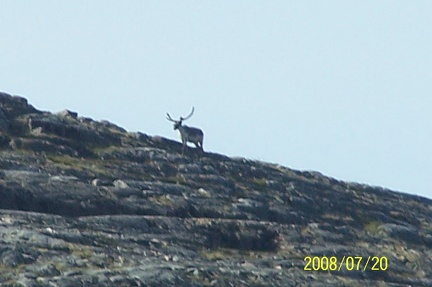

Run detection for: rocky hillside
[[0, 92, 431, 287]]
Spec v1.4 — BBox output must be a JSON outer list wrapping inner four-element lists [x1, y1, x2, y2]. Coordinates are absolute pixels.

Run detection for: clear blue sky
[[1, 2, 431, 199]]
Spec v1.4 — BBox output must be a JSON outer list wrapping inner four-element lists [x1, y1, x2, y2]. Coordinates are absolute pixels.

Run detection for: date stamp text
[[303, 256, 388, 271]]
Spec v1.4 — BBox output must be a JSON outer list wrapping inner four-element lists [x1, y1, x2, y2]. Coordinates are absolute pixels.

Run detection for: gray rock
[[379, 223, 422, 243], [113, 179, 129, 189], [57, 109, 78, 119]]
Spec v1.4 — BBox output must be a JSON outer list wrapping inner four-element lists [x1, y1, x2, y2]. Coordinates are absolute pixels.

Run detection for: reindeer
[[166, 107, 204, 154]]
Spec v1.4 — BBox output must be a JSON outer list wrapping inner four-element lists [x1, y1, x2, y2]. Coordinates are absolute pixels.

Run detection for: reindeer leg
[[182, 140, 187, 156]]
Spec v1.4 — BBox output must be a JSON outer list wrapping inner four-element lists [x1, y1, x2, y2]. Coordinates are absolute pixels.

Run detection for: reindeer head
[[166, 107, 195, 130]]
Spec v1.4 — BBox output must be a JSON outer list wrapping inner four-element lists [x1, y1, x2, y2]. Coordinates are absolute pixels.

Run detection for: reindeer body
[[175, 124, 204, 152], [167, 107, 204, 154]]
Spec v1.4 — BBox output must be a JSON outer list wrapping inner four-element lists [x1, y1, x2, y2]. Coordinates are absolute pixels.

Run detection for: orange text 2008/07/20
[[303, 256, 388, 271]]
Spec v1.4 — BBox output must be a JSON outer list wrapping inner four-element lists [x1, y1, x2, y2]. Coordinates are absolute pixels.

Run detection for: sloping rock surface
[[0, 92, 431, 286]]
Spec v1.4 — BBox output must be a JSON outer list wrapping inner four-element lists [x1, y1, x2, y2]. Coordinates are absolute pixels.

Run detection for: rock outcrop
[[0, 92, 431, 286]]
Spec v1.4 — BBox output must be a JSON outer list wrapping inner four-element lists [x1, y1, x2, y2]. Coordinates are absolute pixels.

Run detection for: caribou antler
[[166, 113, 176, 122], [180, 107, 194, 121]]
